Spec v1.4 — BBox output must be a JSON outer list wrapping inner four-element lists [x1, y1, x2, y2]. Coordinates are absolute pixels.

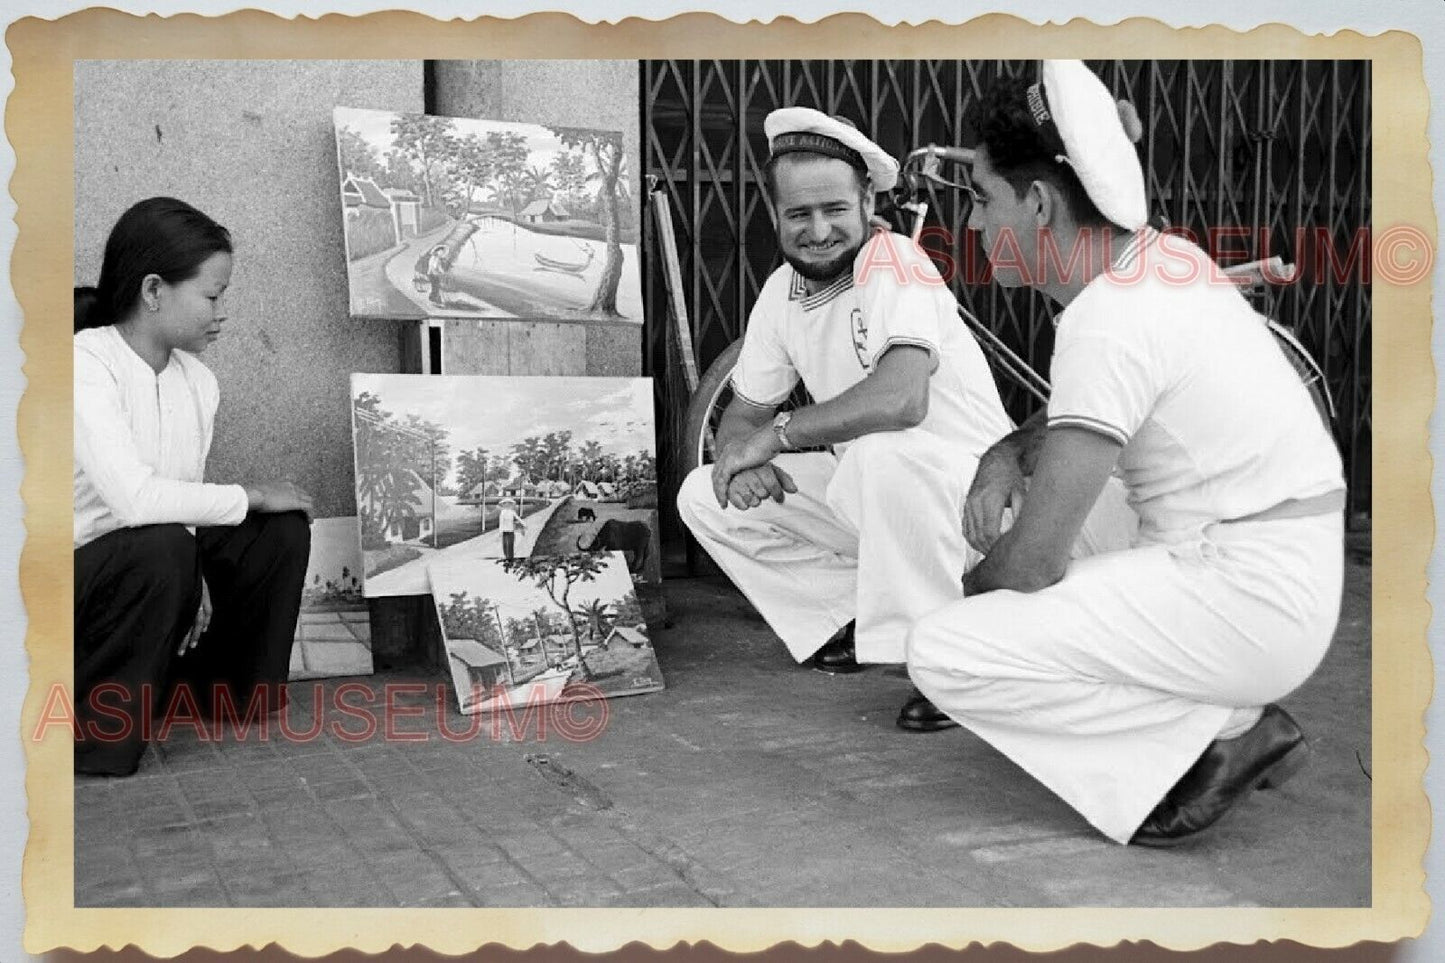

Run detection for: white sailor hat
[[1032, 60, 1148, 231], [764, 107, 900, 194]]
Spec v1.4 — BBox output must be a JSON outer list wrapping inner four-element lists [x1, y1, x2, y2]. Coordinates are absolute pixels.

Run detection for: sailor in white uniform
[[907, 60, 1346, 845], [676, 108, 1014, 730]]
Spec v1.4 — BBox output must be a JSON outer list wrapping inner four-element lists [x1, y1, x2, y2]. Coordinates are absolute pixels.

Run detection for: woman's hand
[[179, 576, 212, 655], [247, 481, 315, 520]]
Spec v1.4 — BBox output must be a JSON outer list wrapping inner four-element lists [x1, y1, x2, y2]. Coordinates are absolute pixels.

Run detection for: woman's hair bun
[[74, 285, 105, 332]]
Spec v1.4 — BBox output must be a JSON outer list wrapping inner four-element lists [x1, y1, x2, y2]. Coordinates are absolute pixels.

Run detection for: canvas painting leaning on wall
[[334, 106, 643, 324]]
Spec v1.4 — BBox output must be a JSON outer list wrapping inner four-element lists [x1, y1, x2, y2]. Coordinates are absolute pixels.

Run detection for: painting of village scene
[[349, 373, 660, 598], [430, 550, 663, 715], [333, 106, 641, 322], [289, 517, 373, 681]]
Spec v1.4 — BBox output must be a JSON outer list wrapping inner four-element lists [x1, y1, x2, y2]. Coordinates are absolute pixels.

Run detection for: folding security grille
[[642, 60, 1372, 536]]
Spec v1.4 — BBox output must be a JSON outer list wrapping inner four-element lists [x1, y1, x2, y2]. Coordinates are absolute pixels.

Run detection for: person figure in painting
[[676, 108, 1015, 731], [426, 243, 449, 306], [497, 497, 526, 560], [905, 61, 1346, 845], [74, 196, 315, 776]]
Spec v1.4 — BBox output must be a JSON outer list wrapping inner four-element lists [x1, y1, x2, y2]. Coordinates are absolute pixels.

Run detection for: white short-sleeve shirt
[[1047, 228, 1345, 539], [731, 230, 1012, 457], [74, 325, 249, 549]]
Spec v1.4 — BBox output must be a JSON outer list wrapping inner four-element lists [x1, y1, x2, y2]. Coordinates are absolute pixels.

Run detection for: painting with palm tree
[[333, 106, 641, 322], [350, 373, 659, 598], [428, 551, 663, 715]]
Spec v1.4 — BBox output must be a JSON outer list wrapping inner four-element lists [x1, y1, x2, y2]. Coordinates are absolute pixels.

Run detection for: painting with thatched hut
[[349, 374, 659, 598], [334, 106, 641, 322], [428, 551, 662, 715]]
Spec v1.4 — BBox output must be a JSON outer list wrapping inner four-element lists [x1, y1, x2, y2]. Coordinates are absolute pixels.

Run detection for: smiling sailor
[[677, 106, 1013, 731], [907, 60, 1347, 845]]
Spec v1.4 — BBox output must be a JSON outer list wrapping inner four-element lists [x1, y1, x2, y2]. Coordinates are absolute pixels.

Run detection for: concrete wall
[[74, 60, 424, 518], [431, 60, 643, 377]]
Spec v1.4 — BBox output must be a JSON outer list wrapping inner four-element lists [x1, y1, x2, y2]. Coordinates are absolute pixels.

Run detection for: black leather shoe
[[1131, 704, 1309, 847], [811, 622, 866, 674], [896, 688, 959, 732]]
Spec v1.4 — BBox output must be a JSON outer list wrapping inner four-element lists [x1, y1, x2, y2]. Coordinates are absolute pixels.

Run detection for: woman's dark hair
[[75, 197, 232, 332], [73, 286, 101, 332], [976, 76, 1113, 229]]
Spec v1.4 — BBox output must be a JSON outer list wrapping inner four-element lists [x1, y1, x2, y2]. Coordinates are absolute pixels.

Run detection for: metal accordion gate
[[641, 60, 1372, 542]]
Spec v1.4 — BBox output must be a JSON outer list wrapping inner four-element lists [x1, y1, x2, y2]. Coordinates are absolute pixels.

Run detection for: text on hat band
[[770, 131, 868, 174]]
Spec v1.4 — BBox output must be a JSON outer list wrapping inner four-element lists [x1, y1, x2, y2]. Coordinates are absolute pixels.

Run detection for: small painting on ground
[[349, 373, 659, 598], [428, 550, 663, 715], [289, 517, 373, 680], [334, 105, 641, 322]]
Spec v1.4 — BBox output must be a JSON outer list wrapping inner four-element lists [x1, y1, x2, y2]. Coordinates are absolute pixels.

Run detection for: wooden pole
[[650, 191, 700, 394]]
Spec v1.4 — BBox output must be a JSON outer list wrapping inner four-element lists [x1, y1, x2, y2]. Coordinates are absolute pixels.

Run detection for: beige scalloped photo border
[[11, 9, 1433, 956]]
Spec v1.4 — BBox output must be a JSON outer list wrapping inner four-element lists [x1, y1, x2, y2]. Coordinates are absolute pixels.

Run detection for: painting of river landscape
[[334, 106, 641, 323], [429, 550, 664, 715]]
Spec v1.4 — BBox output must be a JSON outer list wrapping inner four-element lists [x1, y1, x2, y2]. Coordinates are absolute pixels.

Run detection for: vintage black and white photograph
[[67, 52, 1376, 920]]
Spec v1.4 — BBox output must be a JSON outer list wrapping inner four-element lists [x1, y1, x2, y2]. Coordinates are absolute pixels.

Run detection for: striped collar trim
[[1112, 225, 1159, 273], [789, 270, 854, 311], [1053, 226, 1160, 330]]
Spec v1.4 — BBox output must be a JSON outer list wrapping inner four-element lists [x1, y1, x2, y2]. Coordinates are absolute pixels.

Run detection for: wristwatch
[[772, 410, 795, 451]]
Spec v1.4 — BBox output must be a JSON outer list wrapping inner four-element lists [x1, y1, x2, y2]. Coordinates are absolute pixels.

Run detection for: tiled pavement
[[74, 547, 1371, 908]]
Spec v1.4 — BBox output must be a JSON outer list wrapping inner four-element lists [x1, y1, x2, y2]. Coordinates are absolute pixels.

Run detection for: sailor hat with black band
[[1029, 60, 1148, 231], [764, 106, 900, 194]]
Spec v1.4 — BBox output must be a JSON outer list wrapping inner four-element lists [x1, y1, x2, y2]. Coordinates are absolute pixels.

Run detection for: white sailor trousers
[[905, 512, 1345, 843], [677, 429, 981, 664]]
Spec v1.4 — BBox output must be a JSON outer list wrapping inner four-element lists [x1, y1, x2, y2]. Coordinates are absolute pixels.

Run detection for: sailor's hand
[[720, 465, 798, 511], [964, 450, 1027, 553], [711, 428, 788, 509]]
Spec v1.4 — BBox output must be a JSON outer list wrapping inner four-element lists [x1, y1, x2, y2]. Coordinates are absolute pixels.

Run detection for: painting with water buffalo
[[333, 106, 642, 323], [429, 550, 664, 716], [349, 373, 660, 598]]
